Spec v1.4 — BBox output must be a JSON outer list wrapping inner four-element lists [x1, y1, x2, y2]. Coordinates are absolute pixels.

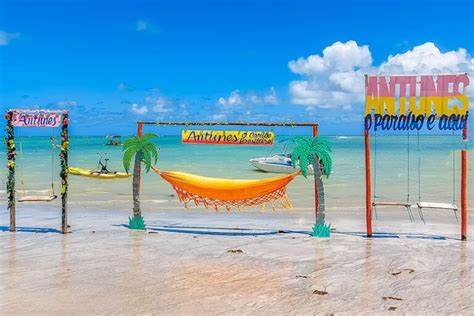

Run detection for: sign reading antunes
[[364, 74, 469, 131], [11, 111, 62, 128], [182, 129, 274, 145]]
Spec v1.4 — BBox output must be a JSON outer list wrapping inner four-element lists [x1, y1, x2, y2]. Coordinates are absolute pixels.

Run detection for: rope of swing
[[452, 130, 456, 206], [373, 129, 377, 200], [50, 128, 56, 196], [407, 128, 410, 203], [19, 129, 26, 195], [417, 129, 421, 202]]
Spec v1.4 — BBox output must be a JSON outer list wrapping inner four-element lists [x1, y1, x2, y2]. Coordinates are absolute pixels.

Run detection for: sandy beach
[[1, 204, 473, 314]]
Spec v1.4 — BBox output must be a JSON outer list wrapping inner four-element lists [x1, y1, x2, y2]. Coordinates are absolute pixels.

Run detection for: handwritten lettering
[[182, 130, 274, 146], [364, 112, 469, 131], [11, 113, 62, 128]]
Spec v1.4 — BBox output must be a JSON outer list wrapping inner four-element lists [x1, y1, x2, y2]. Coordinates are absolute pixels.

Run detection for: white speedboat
[[249, 154, 314, 175]]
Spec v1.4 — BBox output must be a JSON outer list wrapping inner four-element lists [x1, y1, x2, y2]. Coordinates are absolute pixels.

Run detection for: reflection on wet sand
[[0, 207, 472, 314]]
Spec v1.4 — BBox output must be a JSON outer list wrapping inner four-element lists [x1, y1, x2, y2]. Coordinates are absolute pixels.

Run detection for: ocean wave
[[67, 199, 170, 205], [148, 199, 169, 204]]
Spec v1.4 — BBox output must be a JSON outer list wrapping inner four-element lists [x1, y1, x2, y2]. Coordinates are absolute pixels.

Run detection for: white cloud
[[130, 95, 173, 115], [131, 103, 148, 115], [212, 114, 226, 120], [323, 40, 372, 71], [0, 31, 20, 46], [179, 103, 189, 116], [218, 87, 278, 106], [289, 81, 319, 105], [289, 40, 372, 75], [117, 82, 135, 92], [56, 100, 78, 107], [218, 89, 243, 106], [288, 41, 473, 109], [146, 96, 172, 113], [135, 20, 148, 32], [289, 55, 325, 75], [263, 87, 278, 104], [134, 19, 160, 34], [379, 42, 474, 74]]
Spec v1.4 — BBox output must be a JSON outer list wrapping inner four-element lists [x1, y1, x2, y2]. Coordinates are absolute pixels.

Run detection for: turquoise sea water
[[1, 135, 472, 212]]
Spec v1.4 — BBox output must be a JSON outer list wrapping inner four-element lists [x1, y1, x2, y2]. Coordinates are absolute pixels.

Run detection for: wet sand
[[1, 206, 473, 314]]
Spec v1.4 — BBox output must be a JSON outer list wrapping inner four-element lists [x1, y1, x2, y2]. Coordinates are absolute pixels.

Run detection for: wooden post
[[461, 125, 468, 241], [6, 111, 16, 232], [365, 128, 372, 237], [60, 112, 69, 234], [312, 124, 318, 137], [137, 122, 143, 137], [364, 75, 373, 238], [312, 124, 318, 224]]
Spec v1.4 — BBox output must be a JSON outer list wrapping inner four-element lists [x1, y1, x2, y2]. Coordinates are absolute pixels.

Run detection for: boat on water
[[68, 154, 131, 179], [105, 135, 122, 146], [68, 167, 131, 179], [249, 154, 314, 175]]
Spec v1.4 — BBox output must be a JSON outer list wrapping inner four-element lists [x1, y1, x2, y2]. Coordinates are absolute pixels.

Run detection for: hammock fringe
[[171, 185, 293, 212]]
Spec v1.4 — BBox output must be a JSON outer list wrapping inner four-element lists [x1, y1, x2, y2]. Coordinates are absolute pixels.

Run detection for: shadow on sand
[[0, 226, 62, 234], [336, 231, 454, 240], [115, 224, 457, 240], [117, 224, 311, 237]]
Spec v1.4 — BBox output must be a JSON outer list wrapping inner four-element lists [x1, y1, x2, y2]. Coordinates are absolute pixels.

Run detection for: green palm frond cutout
[[290, 136, 333, 178], [122, 133, 159, 173]]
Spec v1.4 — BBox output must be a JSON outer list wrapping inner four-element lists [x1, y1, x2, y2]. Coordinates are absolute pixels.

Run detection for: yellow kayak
[[68, 167, 132, 179]]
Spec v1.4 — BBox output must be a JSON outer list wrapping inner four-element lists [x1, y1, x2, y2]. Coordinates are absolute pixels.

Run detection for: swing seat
[[373, 201, 411, 207], [417, 202, 458, 211], [18, 195, 58, 202], [372, 201, 415, 222]]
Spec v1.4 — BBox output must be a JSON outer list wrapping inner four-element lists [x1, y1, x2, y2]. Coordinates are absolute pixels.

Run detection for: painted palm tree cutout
[[290, 136, 332, 235], [122, 133, 159, 229]]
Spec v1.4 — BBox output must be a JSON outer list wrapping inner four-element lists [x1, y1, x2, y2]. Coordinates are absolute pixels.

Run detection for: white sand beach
[[1, 205, 473, 314]]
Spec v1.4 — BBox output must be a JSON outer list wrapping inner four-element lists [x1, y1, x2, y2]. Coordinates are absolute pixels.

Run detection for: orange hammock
[[151, 166, 299, 211]]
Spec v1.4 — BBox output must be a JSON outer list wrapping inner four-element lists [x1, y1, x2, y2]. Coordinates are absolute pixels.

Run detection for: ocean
[[1, 135, 472, 213]]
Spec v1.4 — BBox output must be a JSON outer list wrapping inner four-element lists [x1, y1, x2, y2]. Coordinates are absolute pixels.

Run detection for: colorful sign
[[364, 74, 469, 131], [11, 111, 62, 128], [182, 129, 274, 145]]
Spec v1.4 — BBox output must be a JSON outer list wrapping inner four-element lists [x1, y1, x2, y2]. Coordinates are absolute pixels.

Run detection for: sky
[[0, 0, 473, 136]]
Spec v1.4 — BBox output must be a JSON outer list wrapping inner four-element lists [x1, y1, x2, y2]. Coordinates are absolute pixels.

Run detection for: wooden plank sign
[[182, 129, 274, 145], [11, 111, 62, 128]]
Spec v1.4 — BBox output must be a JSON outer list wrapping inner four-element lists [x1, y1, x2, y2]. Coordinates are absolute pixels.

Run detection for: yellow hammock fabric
[[151, 166, 299, 211]]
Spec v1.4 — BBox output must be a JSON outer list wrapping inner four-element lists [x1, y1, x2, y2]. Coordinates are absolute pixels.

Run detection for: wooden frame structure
[[136, 121, 320, 220], [364, 75, 469, 241], [5, 109, 69, 234]]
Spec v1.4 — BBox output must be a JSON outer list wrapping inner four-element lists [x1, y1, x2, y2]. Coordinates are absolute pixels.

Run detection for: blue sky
[[1, 0, 473, 136]]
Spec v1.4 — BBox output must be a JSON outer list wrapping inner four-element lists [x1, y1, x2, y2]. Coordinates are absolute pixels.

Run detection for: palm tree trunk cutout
[[313, 155, 325, 225], [132, 152, 143, 218]]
